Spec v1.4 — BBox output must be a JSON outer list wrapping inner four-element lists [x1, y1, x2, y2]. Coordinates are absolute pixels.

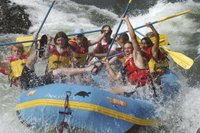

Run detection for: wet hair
[[119, 33, 129, 43], [11, 44, 24, 54], [141, 37, 153, 47], [101, 24, 112, 35], [54, 31, 69, 46]]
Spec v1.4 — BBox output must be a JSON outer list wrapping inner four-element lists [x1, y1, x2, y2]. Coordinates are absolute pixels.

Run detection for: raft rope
[[57, 91, 71, 133]]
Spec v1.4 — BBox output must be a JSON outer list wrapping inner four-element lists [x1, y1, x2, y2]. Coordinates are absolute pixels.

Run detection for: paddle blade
[[16, 36, 41, 54], [139, 34, 169, 46], [16, 36, 34, 47], [151, 34, 169, 46], [158, 10, 192, 23], [148, 58, 156, 73], [162, 47, 194, 70]]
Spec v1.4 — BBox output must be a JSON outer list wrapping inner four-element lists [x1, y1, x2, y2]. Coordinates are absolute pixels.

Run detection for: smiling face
[[124, 42, 133, 56]]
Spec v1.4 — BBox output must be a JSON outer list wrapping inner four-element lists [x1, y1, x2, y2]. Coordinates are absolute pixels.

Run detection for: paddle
[[161, 46, 194, 70], [0, 29, 102, 47], [67, 29, 101, 37], [16, 36, 35, 47], [150, 34, 168, 46], [106, 0, 133, 57], [31, 0, 56, 47], [88, 52, 124, 66], [0, 39, 39, 47], [136, 32, 169, 47], [135, 30, 194, 70], [118, 9, 192, 35]]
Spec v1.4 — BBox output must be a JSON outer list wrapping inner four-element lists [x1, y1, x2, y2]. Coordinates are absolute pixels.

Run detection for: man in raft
[[104, 16, 155, 96]]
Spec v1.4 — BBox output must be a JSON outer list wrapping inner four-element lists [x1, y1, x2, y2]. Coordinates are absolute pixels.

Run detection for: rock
[[0, 0, 31, 34]]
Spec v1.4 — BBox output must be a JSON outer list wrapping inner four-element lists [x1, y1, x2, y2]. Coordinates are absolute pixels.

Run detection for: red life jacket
[[8, 54, 27, 62], [143, 47, 168, 62], [142, 47, 152, 62], [50, 45, 71, 56], [94, 39, 112, 53], [124, 57, 150, 87], [0, 68, 9, 75]]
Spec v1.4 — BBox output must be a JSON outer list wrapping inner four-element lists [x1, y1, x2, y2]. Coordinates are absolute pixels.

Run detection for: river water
[[0, 0, 200, 132]]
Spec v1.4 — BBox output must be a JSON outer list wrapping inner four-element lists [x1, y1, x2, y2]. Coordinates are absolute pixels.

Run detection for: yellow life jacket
[[8, 55, 27, 82], [72, 52, 88, 65], [47, 45, 71, 71], [148, 49, 169, 73]]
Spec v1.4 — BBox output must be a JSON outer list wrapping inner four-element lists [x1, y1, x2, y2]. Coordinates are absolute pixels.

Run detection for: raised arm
[[122, 16, 146, 69], [122, 16, 141, 52], [146, 23, 160, 60], [88, 33, 105, 46]]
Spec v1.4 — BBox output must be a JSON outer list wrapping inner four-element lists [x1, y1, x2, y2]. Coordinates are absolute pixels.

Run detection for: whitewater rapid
[[0, 0, 200, 132]]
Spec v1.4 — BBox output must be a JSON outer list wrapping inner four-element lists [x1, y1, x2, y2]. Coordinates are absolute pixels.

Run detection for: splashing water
[[1, 0, 200, 132]]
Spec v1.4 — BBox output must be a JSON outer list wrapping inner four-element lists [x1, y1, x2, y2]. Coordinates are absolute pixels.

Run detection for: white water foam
[[1, 0, 200, 132], [114, 0, 200, 51], [11, 0, 118, 36], [112, 0, 200, 132]]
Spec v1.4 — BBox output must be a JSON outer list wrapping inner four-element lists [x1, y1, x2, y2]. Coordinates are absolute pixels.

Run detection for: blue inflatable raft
[[16, 70, 180, 132]]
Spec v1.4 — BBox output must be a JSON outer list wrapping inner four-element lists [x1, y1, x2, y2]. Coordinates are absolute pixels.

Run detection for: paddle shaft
[[106, 0, 132, 58], [0, 10, 191, 47], [31, 0, 56, 47], [95, 51, 124, 63], [67, 29, 101, 37], [0, 29, 101, 47], [118, 9, 192, 35], [0, 39, 39, 47]]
